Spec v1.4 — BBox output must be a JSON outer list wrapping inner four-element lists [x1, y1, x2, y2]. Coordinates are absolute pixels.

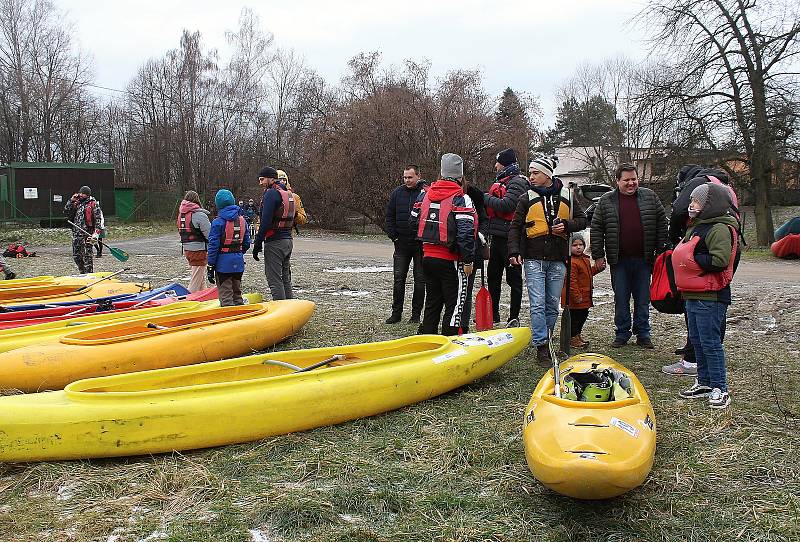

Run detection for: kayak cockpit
[[61, 304, 268, 345]]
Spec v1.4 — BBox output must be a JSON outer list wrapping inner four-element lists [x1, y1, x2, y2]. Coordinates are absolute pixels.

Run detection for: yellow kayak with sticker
[[0, 272, 115, 290], [523, 353, 656, 500], [0, 327, 528, 461]]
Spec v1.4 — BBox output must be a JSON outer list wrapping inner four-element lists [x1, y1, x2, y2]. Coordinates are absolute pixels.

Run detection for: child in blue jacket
[[207, 189, 250, 306]]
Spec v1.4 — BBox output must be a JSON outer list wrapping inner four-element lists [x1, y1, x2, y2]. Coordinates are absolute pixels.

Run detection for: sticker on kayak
[[610, 417, 640, 438], [525, 405, 536, 425], [453, 332, 513, 349], [639, 414, 655, 431], [578, 453, 598, 460], [432, 348, 468, 364]]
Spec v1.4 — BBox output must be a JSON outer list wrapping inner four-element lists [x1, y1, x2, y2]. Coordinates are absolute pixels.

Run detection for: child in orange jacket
[[561, 233, 604, 347]]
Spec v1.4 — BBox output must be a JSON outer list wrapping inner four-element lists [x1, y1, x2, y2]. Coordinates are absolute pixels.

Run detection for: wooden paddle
[[66, 220, 130, 262]]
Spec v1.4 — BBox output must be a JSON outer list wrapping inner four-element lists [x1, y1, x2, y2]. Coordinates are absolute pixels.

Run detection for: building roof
[[1, 162, 114, 170]]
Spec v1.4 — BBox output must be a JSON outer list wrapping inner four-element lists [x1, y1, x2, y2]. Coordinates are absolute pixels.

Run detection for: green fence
[[115, 189, 182, 222]]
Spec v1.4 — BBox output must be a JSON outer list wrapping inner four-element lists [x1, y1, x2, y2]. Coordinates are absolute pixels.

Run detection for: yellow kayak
[[523, 353, 656, 500], [0, 327, 528, 461], [0, 299, 315, 392], [2, 280, 149, 306], [0, 272, 114, 290], [0, 300, 212, 356]]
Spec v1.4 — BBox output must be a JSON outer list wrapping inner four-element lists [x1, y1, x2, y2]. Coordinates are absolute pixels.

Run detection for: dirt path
[[42, 232, 798, 283]]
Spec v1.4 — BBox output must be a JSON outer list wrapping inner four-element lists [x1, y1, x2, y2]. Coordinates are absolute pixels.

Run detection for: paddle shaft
[[75, 268, 130, 293], [66, 220, 130, 261], [558, 182, 575, 355]]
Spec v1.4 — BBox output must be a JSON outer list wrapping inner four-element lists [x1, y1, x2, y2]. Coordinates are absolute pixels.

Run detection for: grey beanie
[[571, 232, 586, 245], [440, 153, 464, 180], [79, 185, 91, 195], [691, 182, 732, 220]]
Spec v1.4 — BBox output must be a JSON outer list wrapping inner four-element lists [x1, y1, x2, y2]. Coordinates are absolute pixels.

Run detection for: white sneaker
[[662, 359, 698, 376], [679, 379, 712, 399], [709, 388, 731, 409]]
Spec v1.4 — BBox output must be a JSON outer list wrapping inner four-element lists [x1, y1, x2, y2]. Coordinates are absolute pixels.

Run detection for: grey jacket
[[182, 208, 212, 252], [590, 187, 668, 265]]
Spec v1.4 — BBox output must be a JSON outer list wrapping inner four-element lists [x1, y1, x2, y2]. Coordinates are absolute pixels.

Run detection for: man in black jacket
[[590, 163, 668, 349], [483, 148, 529, 327], [385, 165, 426, 324]]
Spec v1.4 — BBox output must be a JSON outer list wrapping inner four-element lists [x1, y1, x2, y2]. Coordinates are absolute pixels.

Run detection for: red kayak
[[0, 287, 219, 330], [771, 234, 800, 259]]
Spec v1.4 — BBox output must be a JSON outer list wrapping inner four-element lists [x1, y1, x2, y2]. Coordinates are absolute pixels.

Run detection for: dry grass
[[0, 225, 798, 541]]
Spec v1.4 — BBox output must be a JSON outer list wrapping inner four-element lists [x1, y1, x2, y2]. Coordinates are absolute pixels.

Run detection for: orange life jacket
[[673, 224, 737, 292]]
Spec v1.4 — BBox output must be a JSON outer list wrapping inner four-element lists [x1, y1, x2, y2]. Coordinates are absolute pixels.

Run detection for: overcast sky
[[59, 0, 652, 125]]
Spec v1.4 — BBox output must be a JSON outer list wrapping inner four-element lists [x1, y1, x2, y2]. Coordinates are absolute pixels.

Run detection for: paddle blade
[[475, 286, 493, 331], [559, 308, 572, 354], [109, 246, 130, 262]]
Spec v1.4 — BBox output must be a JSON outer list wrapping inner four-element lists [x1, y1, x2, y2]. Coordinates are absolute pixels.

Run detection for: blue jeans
[[685, 299, 728, 391], [610, 258, 652, 342], [523, 259, 566, 346]]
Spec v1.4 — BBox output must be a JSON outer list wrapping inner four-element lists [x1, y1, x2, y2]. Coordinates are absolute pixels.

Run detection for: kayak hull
[[523, 353, 656, 500], [0, 300, 315, 391], [0, 327, 528, 461], [0, 272, 113, 290]]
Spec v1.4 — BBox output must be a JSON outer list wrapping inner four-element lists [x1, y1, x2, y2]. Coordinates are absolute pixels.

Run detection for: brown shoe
[[536, 345, 552, 367], [569, 336, 583, 348], [577, 334, 589, 346]]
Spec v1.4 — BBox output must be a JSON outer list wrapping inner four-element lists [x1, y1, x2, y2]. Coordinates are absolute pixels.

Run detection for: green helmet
[[562, 375, 582, 401], [580, 372, 613, 402]]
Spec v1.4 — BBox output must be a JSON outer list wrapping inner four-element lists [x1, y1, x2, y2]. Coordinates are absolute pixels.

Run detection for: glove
[[252, 244, 262, 261], [91, 233, 99, 245], [206, 265, 216, 284]]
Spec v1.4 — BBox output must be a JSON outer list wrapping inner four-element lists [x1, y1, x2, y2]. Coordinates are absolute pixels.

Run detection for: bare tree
[[638, 0, 800, 245]]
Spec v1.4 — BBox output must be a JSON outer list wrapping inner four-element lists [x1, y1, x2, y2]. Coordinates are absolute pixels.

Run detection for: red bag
[[650, 249, 683, 314]]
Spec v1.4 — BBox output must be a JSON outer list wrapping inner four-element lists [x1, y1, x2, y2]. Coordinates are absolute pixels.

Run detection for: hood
[[219, 205, 242, 221], [179, 200, 201, 213], [427, 180, 464, 202], [697, 182, 733, 220]]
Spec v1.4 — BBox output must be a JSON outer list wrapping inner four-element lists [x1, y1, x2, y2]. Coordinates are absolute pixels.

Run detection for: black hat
[[258, 166, 278, 179], [79, 185, 91, 195], [496, 148, 517, 167]]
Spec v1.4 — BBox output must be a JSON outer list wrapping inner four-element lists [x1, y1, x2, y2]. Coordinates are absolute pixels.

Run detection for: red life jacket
[[486, 177, 515, 221], [265, 187, 296, 238], [177, 210, 203, 243], [220, 216, 247, 253], [416, 194, 478, 249], [84, 200, 96, 231], [673, 224, 738, 292]]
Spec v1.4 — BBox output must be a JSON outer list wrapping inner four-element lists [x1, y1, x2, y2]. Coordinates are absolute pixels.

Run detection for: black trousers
[[570, 308, 590, 337], [487, 236, 522, 322], [391, 240, 425, 317], [420, 257, 468, 336]]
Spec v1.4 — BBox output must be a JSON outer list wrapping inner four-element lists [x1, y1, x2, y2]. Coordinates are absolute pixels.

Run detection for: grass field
[[0, 213, 798, 541]]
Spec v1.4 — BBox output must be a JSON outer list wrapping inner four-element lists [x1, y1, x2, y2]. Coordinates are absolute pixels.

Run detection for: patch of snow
[[137, 532, 167, 542], [249, 529, 271, 542], [324, 266, 392, 273], [107, 527, 126, 542], [56, 484, 77, 501]]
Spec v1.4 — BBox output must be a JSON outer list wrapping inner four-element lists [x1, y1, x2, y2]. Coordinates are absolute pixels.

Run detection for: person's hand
[[552, 220, 566, 235], [206, 265, 216, 284], [91, 233, 99, 244], [252, 244, 262, 261], [509, 255, 523, 266], [463, 262, 474, 276], [595, 257, 606, 271]]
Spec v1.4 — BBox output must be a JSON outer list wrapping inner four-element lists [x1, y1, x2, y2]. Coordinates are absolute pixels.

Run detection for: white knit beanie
[[529, 155, 558, 178]]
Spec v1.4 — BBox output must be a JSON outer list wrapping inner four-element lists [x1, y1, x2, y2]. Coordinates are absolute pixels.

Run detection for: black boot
[[385, 313, 402, 324]]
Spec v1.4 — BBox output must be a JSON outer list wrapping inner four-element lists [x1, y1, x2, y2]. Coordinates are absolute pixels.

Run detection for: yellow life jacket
[[524, 185, 572, 239]]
